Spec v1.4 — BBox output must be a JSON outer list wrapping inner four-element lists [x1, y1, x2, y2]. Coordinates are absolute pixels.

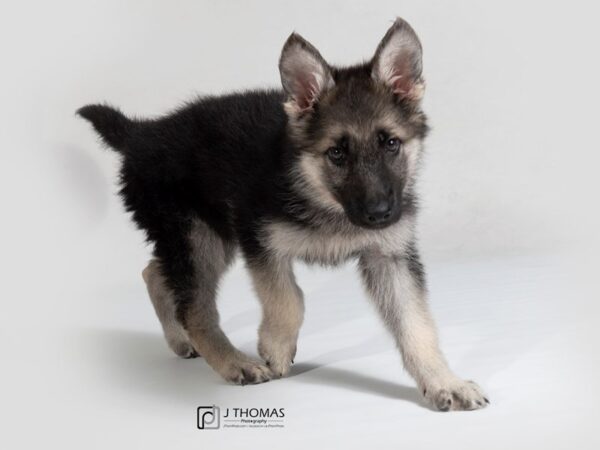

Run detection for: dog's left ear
[[372, 18, 425, 102], [279, 33, 334, 113]]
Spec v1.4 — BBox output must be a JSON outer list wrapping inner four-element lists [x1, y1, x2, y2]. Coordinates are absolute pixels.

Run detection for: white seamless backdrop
[[1, 1, 598, 449]]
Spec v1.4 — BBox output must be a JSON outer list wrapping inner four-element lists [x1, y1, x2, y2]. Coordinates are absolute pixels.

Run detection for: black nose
[[364, 198, 392, 225]]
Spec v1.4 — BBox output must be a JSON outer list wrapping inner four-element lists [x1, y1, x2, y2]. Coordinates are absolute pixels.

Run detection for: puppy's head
[[280, 18, 429, 229]]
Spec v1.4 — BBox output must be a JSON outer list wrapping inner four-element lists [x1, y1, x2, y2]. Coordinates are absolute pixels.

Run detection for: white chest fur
[[263, 218, 415, 265]]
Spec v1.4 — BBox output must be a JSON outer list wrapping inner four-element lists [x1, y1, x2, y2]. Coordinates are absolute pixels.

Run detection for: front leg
[[358, 248, 488, 411], [248, 256, 304, 378]]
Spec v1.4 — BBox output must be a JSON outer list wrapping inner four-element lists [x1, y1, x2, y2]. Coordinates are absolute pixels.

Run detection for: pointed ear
[[371, 18, 425, 102], [279, 33, 334, 112]]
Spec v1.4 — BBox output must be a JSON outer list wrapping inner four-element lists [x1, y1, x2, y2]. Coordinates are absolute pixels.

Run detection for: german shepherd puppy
[[79, 18, 488, 411]]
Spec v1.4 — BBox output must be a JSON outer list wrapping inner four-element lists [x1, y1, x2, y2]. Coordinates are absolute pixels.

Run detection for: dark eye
[[326, 147, 346, 165], [385, 138, 401, 153]]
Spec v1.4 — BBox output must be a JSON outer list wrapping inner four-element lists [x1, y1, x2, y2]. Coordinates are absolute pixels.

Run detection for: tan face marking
[[291, 152, 345, 212]]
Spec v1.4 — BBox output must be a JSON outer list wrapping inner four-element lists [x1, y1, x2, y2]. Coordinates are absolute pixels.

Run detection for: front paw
[[423, 379, 489, 412], [258, 336, 297, 378], [217, 352, 274, 385]]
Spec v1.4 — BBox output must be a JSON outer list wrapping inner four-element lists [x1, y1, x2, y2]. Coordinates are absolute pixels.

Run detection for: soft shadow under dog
[[290, 363, 424, 407], [81, 328, 424, 407]]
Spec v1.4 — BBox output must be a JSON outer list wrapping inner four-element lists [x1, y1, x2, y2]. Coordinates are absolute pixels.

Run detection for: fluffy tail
[[77, 104, 134, 151]]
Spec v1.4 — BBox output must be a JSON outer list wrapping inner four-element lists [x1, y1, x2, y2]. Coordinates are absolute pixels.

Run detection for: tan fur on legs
[[359, 249, 488, 411], [142, 260, 197, 358], [181, 220, 273, 385], [249, 257, 304, 377]]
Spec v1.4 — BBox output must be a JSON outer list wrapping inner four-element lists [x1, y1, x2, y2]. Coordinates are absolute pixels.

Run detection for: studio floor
[[5, 253, 596, 449]]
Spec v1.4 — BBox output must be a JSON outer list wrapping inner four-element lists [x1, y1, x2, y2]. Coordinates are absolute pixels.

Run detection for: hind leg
[[157, 219, 273, 385], [142, 260, 198, 358]]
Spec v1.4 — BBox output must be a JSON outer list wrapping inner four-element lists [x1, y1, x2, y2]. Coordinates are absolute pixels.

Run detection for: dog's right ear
[[279, 33, 334, 113]]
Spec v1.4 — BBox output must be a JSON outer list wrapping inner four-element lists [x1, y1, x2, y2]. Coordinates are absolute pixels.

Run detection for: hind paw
[[170, 341, 200, 359]]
